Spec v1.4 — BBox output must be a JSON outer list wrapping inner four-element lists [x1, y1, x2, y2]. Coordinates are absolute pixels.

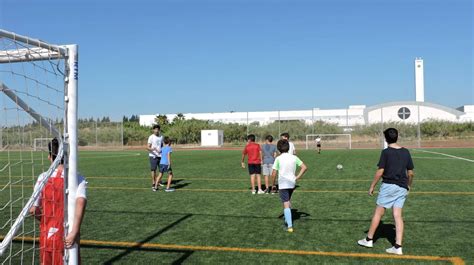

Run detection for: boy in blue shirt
[[358, 128, 415, 255], [155, 137, 175, 192], [262, 135, 277, 194]]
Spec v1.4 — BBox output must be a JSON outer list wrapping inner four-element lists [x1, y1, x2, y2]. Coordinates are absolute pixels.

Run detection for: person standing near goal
[[29, 138, 87, 265], [280, 133, 296, 155], [147, 124, 164, 191], [315, 135, 322, 154]]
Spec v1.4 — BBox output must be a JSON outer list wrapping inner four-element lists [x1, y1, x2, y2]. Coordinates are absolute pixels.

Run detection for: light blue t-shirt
[[160, 145, 172, 165], [262, 144, 277, 164]]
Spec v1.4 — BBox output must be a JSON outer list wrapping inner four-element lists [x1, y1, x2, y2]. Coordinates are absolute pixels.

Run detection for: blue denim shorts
[[376, 183, 408, 209]]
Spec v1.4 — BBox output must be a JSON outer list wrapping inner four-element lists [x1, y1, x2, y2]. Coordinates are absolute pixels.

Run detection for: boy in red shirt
[[241, 134, 264, 194]]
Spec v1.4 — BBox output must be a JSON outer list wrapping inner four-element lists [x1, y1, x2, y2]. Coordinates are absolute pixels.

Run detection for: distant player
[[262, 135, 277, 194], [241, 134, 264, 194], [155, 137, 175, 192], [358, 128, 415, 255], [280, 133, 296, 155], [147, 124, 164, 191], [29, 138, 87, 265], [271, 139, 307, 232], [315, 135, 322, 154]]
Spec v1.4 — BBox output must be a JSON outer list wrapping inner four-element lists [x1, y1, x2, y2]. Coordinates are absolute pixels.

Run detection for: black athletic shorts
[[317, 143, 321, 148], [248, 164, 262, 175], [279, 188, 295, 203], [149, 156, 161, 171]]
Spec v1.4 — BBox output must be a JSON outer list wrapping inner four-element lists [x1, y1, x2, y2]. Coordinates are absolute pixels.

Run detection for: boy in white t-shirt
[[271, 139, 307, 233], [315, 135, 322, 154], [147, 124, 164, 191], [280, 132, 296, 155]]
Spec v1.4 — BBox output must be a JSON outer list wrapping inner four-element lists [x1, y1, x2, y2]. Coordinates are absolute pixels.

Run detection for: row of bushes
[[2, 118, 473, 147]]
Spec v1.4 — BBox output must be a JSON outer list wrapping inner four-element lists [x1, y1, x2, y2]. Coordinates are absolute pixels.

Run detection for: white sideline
[[414, 149, 474, 163]]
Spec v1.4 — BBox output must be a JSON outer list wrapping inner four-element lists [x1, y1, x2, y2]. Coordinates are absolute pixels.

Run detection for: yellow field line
[[3, 184, 474, 195], [4, 175, 474, 183], [1, 235, 464, 264]]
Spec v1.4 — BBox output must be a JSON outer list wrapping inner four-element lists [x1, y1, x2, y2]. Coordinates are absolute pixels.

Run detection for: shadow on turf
[[157, 179, 190, 190], [102, 214, 193, 265], [364, 221, 396, 245], [277, 209, 311, 221]]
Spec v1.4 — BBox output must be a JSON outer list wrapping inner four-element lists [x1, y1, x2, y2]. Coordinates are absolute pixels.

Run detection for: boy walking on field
[[358, 128, 415, 255], [155, 137, 175, 192], [271, 139, 307, 232], [241, 134, 264, 194]]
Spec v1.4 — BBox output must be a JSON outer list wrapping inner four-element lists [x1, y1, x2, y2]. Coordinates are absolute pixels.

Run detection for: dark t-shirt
[[377, 147, 414, 190]]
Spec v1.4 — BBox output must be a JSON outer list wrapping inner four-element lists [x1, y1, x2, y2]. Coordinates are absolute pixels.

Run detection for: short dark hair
[[384, 128, 398, 144], [277, 139, 290, 153], [247, 134, 256, 142], [48, 138, 64, 164], [164, 136, 171, 145], [265, 135, 273, 142], [152, 124, 161, 130], [280, 132, 290, 139]]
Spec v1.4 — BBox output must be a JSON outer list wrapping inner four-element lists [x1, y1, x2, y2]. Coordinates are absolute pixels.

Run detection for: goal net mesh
[[0, 30, 68, 264]]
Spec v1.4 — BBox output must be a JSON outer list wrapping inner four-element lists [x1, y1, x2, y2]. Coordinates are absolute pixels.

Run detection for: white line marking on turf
[[414, 149, 474, 163], [412, 156, 458, 160]]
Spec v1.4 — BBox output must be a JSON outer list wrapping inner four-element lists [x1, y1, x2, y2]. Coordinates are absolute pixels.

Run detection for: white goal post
[[0, 29, 79, 265], [305, 134, 352, 150]]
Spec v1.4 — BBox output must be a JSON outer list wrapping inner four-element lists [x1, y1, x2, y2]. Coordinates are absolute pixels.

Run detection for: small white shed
[[201, 130, 224, 147]]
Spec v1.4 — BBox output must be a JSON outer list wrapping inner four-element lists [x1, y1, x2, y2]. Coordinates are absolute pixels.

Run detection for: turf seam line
[[0, 236, 465, 264]]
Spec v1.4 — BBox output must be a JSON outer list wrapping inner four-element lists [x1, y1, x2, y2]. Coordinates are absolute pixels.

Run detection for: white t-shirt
[[272, 153, 303, 189], [148, 134, 164, 157], [289, 141, 296, 155], [315, 137, 321, 143], [33, 168, 87, 207]]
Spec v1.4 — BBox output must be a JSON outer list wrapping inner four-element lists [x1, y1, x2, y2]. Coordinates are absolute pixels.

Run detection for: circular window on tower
[[398, 107, 411, 120]]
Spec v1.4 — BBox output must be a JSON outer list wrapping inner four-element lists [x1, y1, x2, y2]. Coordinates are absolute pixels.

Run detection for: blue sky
[[1, 0, 472, 120]]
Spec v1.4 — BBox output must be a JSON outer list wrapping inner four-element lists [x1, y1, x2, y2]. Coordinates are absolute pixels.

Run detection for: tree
[[155, 114, 169, 126], [172, 113, 185, 123]]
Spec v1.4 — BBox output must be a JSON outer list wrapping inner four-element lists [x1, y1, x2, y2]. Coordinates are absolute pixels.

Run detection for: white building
[[140, 58, 474, 127], [139, 102, 473, 128]]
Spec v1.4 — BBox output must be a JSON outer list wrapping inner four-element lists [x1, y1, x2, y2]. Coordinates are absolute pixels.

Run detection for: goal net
[[305, 134, 352, 150], [0, 29, 79, 264]]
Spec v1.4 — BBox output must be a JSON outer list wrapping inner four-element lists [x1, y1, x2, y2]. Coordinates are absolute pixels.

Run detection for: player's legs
[[155, 172, 164, 190], [264, 175, 269, 190], [151, 171, 157, 186], [250, 174, 256, 193], [393, 207, 404, 246], [280, 189, 294, 231], [367, 206, 385, 239], [256, 174, 263, 192]]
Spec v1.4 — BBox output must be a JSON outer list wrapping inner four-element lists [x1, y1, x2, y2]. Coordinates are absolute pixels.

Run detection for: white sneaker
[[357, 238, 373, 248], [257, 190, 265, 194], [386, 246, 403, 255], [252, 190, 256, 194]]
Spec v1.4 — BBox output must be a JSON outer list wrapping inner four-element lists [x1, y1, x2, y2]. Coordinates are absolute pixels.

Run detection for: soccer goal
[[305, 134, 352, 150], [0, 29, 79, 265], [33, 138, 55, 152]]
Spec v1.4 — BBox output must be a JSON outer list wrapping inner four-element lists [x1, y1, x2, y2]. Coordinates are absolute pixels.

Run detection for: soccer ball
[[336, 164, 343, 170]]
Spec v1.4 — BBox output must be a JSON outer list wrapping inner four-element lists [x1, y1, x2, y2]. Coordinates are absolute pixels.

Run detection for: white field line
[[414, 149, 474, 163]]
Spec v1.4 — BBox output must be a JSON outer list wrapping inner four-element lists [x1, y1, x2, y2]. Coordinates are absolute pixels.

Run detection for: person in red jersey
[[241, 134, 264, 194], [30, 138, 87, 265]]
